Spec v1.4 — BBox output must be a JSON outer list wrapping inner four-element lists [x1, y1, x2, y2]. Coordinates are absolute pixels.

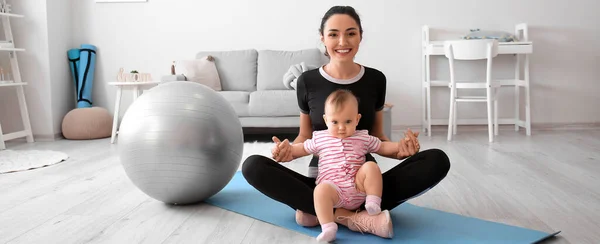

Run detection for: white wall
[[0, 0, 54, 138], [3, 0, 599, 139], [71, 0, 600, 128], [47, 0, 75, 137]]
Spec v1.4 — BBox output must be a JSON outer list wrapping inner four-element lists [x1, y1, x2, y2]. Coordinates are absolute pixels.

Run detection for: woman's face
[[321, 14, 361, 62]]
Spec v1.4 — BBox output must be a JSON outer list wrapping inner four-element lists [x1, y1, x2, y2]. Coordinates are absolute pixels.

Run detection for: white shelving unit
[[0, 11, 23, 18], [0, 1, 33, 150]]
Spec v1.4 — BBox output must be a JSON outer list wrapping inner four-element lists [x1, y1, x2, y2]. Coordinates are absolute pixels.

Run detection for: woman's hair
[[319, 6, 363, 56], [325, 89, 359, 113]]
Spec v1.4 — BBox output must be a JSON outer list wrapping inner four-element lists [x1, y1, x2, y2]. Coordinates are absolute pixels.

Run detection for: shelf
[[0, 47, 25, 52], [3, 130, 29, 141], [0, 82, 27, 87], [0, 12, 23, 18]]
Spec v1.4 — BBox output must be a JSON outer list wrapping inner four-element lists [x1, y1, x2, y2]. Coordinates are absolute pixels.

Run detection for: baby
[[272, 89, 401, 242]]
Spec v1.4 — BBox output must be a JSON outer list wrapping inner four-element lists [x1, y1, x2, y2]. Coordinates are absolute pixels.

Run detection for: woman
[[242, 6, 451, 238]]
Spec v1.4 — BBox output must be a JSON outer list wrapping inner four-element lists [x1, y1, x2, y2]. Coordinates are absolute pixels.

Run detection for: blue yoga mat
[[67, 48, 80, 99], [67, 44, 97, 108], [205, 172, 560, 243], [77, 44, 97, 108]]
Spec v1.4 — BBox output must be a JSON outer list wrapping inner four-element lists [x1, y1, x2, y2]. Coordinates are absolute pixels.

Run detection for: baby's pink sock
[[365, 195, 382, 215], [316, 222, 337, 242]]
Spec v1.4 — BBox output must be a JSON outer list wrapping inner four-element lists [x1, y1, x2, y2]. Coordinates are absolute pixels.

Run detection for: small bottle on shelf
[[0, 68, 9, 83], [0, 66, 6, 84], [0, 0, 6, 13]]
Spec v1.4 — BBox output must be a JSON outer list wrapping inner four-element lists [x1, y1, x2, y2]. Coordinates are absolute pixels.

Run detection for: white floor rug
[[241, 141, 274, 160], [0, 149, 69, 174]]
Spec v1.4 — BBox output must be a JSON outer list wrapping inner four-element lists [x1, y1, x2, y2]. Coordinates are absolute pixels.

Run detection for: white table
[[108, 81, 160, 143], [421, 23, 533, 137]]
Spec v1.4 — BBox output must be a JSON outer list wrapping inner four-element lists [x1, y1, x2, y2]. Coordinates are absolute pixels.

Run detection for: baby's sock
[[316, 222, 337, 243], [365, 195, 382, 215]]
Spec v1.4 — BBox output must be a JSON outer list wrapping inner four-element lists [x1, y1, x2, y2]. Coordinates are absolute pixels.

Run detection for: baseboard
[[391, 122, 600, 133], [531, 122, 600, 131], [391, 125, 424, 132], [33, 133, 64, 142]]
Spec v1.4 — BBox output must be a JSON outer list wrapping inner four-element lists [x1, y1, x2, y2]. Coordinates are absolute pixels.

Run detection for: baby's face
[[323, 102, 361, 139]]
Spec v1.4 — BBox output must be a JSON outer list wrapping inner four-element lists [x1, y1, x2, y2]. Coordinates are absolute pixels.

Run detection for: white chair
[[444, 39, 500, 142]]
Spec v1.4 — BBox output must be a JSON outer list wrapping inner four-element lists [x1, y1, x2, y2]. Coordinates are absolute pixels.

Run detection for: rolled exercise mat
[[76, 44, 97, 108], [67, 48, 80, 105]]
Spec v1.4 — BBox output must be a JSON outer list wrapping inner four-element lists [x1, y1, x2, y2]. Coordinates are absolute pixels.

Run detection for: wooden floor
[[1, 128, 599, 243]]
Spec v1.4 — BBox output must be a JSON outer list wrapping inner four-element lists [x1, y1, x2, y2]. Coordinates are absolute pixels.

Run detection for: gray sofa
[[162, 48, 392, 138]]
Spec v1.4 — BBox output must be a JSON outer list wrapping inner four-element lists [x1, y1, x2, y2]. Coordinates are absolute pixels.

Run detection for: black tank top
[[296, 65, 387, 133]]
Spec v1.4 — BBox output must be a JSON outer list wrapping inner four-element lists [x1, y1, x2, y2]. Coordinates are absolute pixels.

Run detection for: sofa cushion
[[195, 49, 257, 92], [228, 103, 250, 117], [218, 91, 249, 103], [217, 91, 250, 117], [248, 90, 300, 116], [256, 48, 327, 90]]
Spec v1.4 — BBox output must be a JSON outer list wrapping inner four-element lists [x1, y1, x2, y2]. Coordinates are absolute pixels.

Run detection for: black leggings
[[241, 149, 451, 215]]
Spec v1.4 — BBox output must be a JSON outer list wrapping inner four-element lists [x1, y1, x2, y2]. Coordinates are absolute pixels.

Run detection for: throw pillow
[[176, 56, 222, 91]]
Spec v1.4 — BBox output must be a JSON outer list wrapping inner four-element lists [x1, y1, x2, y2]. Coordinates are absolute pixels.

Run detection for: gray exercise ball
[[118, 81, 244, 205]]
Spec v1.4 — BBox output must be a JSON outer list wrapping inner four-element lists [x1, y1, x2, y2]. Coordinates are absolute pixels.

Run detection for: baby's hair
[[325, 89, 359, 113]]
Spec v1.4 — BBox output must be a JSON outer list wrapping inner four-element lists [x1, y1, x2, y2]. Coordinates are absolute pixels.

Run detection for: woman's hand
[[272, 136, 293, 162], [396, 129, 420, 159], [405, 128, 420, 152]]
